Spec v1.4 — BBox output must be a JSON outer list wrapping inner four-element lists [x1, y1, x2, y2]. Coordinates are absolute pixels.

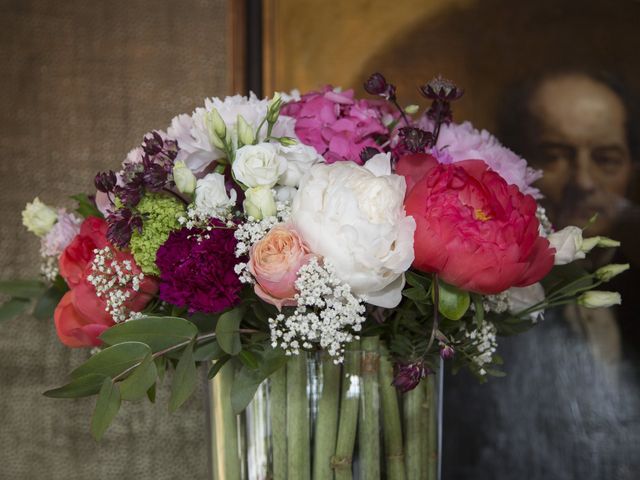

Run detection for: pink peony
[[398, 154, 554, 294], [40, 210, 82, 257], [248, 225, 314, 310], [418, 119, 543, 198], [282, 86, 390, 164]]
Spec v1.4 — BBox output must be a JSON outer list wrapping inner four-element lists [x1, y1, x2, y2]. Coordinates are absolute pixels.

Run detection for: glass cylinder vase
[[207, 339, 441, 480]]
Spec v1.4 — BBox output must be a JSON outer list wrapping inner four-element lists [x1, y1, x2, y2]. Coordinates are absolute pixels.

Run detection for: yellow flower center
[[474, 209, 491, 222]]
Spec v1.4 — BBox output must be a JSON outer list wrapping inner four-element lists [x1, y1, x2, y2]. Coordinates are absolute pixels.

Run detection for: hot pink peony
[[281, 86, 390, 164], [397, 154, 554, 294], [248, 225, 314, 310]]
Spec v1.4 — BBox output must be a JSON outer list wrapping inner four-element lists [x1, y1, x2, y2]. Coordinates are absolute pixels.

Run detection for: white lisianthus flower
[[244, 186, 277, 220], [232, 143, 288, 188], [274, 185, 297, 202], [290, 153, 416, 308], [578, 291, 621, 309], [194, 173, 237, 217], [276, 143, 323, 187], [22, 197, 58, 237], [172, 161, 197, 195], [548, 226, 585, 265], [506, 283, 546, 321]]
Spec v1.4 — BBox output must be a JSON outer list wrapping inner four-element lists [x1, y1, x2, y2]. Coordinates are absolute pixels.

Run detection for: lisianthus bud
[[392, 361, 427, 393], [244, 186, 276, 220], [205, 108, 226, 142], [267, 92, 283, 124], [172, 161, 197, 195], [278, 136, 298, 147], [237, 114, 255, 147], [22, 197, 58, 237], [578, 291, 621, 309], [594, 263, 629, 282]]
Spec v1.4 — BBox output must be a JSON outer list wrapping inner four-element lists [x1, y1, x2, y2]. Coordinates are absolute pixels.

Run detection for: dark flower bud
[[392, 361, 427, 393], [113, 184, 143, 208], [94, 170, 117, 193], [364, 72, 397, 101], [360, 146, 381, 163], [106, 208, 142, 248], [399, 127, 432, 153], [439, 344, 455, 360], [419, 75, 464, 101], [142, 131, 164, 156], [142, 158, 168, 191]]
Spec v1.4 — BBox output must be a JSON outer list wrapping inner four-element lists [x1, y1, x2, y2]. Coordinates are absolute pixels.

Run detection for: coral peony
[[54, 290, 112, 348], [398, 154, 554, 294], [281, 86, 391, 164], [59, 216, 109, 288], [248, 225, 314, 310]]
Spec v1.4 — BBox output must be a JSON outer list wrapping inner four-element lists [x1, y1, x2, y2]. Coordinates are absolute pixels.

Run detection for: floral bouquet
[[6, 72, 626, 479]]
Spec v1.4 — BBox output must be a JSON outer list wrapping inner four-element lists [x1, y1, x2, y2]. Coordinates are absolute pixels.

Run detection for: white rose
[[22, 197, 58, 237], [276, 143, 323, 187], [290, 153, 416, 308], [548, 226, 585, 265], [507, 283, 545, 321], [232, 143, 287, 188], [244, 186, 277, 220], [194, 173, 237, 217]]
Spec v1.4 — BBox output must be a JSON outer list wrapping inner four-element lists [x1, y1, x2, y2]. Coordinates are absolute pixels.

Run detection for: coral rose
[[59, 216, 109, 288], [397, 154, 554, 294], [249, 225, 314, 310], [54, 289, 112, 347]]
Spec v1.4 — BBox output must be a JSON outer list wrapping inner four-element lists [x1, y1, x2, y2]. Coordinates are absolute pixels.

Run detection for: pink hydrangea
[[40, 210, 82, 257], [418, 118, 543, 198], [282, 86, 390, 164]]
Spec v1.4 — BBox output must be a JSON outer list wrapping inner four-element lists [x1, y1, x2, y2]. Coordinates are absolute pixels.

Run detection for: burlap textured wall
[[0, 1, 228, 478]]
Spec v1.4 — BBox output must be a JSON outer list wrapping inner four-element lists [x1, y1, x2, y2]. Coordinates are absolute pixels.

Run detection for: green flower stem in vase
[[210, 361, 241, 480], [270, 365, 287, 480], [425, 374, 438, 480], [286, 352, 310, 480], [404, 380, 428, 479], [359, 336, 381, 479], [333, 340, 361, 480], [379, 346, 407, 480], [312, 354, 341, 480]]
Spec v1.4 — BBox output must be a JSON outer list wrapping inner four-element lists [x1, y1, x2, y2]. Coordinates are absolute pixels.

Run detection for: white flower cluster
[[178, 208, 237, 230], [536, 205, 553, 237], [463, 321, 498, 375], [233, 201, 291, 257], [40, 255, 59, 282], [268, 258, 366, 363], [86, 247, 145, 323]]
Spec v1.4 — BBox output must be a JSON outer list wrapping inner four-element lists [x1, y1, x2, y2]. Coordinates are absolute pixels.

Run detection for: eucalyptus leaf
[[100, 316, 197, 352], [155, 356, 166, 383], [238, 350, 260, 370], [169, 341, 197, 412], [0, 298, 30, 322], [215, 307, 245, 355], [208, 355, 231, 379], [120, 353, 157, 401], [193, 340, 225, 362], [435, 281, 470, 320], [71, 342, 151, 380], [91, 378, 121, 441], [0, 280, 45, 298], [231, 365, 265, 415], [44, 373, 107, 398], [146, 383, 156, 403], [405, 271, 431, 289], [33, 287, 65, 320], [403, 286, 428, 303]]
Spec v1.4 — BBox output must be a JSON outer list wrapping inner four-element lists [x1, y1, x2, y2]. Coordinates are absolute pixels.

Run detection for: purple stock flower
[[155, 222, 244, 314], [392, 361, 428, 393]]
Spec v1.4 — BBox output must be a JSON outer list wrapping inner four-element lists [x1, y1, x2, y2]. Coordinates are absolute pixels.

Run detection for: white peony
[[276, 143, 323, 187], [194, 173, 237, 217], [290, 153, 416, 308], [548, 226, 585, 265], [22, 197, 58, 237], [232, 143, 288, 188]]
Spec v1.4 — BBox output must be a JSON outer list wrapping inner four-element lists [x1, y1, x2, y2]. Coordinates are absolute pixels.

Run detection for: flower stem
[[286, 353, 310, 480], [333, 340, 361, 480], [359, 336, 381, 479], [404, 382, 427, 479], [312, 355, 341, 480], [210, 360, 241, 480], [270, 365, 287, 480], [379, 345, 407, 480], [425, 374, 438, 480]]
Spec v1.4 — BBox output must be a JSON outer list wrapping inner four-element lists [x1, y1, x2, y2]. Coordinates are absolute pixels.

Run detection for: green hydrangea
[[130, 193, 185, 275]]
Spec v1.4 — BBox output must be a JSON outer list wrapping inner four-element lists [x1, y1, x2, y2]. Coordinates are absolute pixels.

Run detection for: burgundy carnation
[[155, 223, 244, 313]]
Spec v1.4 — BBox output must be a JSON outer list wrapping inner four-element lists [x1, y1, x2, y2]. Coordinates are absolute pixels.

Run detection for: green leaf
[[71, 193, 104, 219], [0, 298, 30, 322], [33, 287, 65, 320], [0, 280, 45, 298], [208, 355, 231, 379], [216, 307, 245, 355], [155, 356, 166, 383], [169, 341, 197, 412], [435, 280, 470, 320], [100, 316, 198, 352], [405, 271, 431, 289], [472, 294, 485, 329], [91, 378, 121, 441], [71, 342, 151, 380], [403, 286, 428, 303], [146, 383, 156, 403], [44, 373, 107, 398], [238, 350, 260, 370], [119, 353, 157, 401], [193, 340, 225, 362], [231, 366, 265, 415]]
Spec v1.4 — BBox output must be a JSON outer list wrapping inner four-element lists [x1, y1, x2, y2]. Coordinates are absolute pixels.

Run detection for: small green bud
[[594, 263, 629, 282], [278, 136, 298, 146], [237, 115, 255, 147], [206, 108, 226, 139], [404, 104, 420, 114], [578, 291, 621, 309], [581, 235, 621, 253], [267, 92, 283, 123]]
